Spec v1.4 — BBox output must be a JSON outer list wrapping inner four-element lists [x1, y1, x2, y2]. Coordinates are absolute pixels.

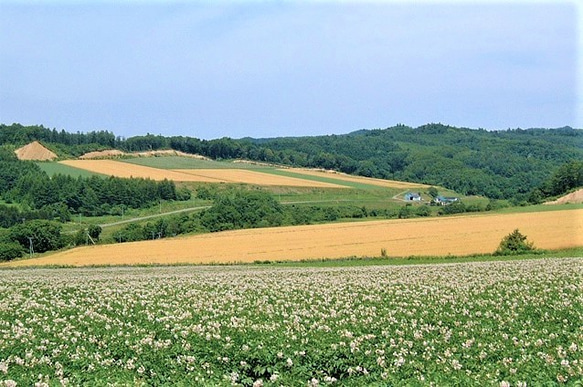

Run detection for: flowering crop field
[[1, 258, 582, 386]]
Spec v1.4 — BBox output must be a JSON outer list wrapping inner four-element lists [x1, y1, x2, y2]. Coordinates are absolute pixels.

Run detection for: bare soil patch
[[79, 149, 209, 160], [544, 189, 583, 205], [14, 141, 57, 161], [80, 150, 125, 159]]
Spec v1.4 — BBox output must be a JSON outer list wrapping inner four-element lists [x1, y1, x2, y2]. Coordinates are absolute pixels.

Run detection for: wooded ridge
[[1, 122, 582, 201]]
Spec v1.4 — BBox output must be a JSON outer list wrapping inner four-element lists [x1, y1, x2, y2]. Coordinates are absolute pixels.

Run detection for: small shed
[[404, 192, 422, 201]]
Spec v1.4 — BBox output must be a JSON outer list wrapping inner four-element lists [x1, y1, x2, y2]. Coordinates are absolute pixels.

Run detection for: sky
[[0, 1, 580, 140]]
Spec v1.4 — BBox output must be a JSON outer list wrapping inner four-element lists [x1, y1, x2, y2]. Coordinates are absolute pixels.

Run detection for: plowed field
[[285, 168, 429, 189], [58, 160, 344, 187], [6, 209, 582, 267]]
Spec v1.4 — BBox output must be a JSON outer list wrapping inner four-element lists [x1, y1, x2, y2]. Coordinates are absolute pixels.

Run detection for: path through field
[[5, 209, 581, 267]]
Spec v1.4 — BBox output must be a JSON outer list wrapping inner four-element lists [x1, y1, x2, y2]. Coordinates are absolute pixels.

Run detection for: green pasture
[[36, 162, 103, 178], [121, 156, 269, 170]]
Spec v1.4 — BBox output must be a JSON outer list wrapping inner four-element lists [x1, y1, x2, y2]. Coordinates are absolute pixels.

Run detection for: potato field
[[1, 258, 582, 385]]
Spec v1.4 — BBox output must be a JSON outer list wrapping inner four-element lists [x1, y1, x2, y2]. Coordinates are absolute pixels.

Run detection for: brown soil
[[79, 149, 125, 159], [79, 149, 209, 160], [544, 188, 583, 205], [14, 141, 58, 161]]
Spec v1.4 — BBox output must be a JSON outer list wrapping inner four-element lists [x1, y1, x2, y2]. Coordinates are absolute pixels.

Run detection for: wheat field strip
[[5, 209, 582, 267], [58, 160, 346, 187], [172, 169, 346, 188], [283, 168, 430, 189], [59, 160, 217, 182]]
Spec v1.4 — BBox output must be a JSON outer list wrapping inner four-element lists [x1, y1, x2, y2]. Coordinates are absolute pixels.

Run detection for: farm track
[[6, 208, 582, 267], [96, 199, 363, 228]]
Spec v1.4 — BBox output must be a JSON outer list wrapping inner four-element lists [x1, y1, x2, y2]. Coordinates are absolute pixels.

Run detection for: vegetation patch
[[495, 229, 537, 256]]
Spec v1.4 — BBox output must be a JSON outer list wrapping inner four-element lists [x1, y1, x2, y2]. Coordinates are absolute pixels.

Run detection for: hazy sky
[[0, 1, 580, 139]]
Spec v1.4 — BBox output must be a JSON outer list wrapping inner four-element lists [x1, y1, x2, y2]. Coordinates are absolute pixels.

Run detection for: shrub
[[494, 229, 536, 256], [0, 242, 25, 261], [415, 205, 431, 217]]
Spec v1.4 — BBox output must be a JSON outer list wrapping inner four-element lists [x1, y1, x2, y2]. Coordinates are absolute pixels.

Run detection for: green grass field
[[121, 156, 270, 170], [36, 161, 103, 178]]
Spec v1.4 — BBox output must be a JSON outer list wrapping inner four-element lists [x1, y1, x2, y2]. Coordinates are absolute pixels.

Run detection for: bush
[[415, 205, 431, 217], [494, 229, 536, 256], [440, 202, 466, 215], [9, 220, 65, 253], [0, 242, 25, 261]]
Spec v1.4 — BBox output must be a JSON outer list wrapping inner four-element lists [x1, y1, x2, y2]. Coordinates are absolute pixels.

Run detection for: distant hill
[[1, 122, 582, 200]]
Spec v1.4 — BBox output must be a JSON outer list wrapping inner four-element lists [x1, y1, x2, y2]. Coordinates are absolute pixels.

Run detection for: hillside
[[2, 122, 582, 200]]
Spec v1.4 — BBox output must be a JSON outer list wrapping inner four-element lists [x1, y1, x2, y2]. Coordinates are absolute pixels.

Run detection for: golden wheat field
[[59, 160, 345, 188], [284, 168, 429, 189], [59, 160, 215, 181], [5, 209, 581, 267], [173, 169, 345, 188]]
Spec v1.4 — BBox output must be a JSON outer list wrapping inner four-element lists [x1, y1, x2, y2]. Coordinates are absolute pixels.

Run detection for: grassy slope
[[121, 156, 269, 170], [36, 161, 104, 178]]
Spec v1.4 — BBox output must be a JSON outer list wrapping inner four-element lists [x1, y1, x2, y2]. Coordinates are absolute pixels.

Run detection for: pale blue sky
[[0, 1, 580, 139]]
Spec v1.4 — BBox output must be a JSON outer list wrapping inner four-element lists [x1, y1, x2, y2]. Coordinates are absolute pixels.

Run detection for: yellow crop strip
[[5, 209, 581, 267]]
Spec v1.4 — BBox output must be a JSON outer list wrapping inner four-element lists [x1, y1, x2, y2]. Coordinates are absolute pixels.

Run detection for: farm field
[[172, 169, 346, 188], [62, 156, 437, 191], [123, 155, 269, 170], [0, 258, 581, 385], [58, 160, 346, 188], [284, 168, 429, 190], [6, 208, 582, 267], [36, 161, 103, 178]]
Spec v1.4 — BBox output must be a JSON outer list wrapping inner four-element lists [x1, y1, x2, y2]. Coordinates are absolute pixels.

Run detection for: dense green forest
[[2, 122, 581, 201]]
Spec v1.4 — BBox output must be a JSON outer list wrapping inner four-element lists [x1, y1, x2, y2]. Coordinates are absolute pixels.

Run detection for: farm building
[[434, 196, 459, 205], [404, 192, 422, 201]]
